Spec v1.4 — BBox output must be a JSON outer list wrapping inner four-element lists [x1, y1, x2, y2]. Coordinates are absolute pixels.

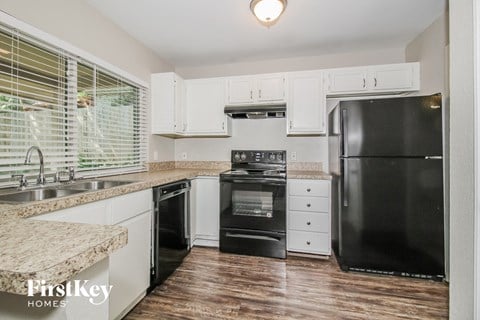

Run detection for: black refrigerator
[[330, 94, 445, 280]]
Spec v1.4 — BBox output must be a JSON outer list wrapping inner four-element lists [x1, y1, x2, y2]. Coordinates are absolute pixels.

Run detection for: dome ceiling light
[[250, 0, 287, 27]]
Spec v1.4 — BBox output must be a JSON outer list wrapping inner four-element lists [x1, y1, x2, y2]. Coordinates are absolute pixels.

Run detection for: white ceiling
[[86, 0, 446, 68]]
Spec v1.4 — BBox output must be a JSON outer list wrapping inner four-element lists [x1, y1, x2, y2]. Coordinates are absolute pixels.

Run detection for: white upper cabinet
[[287, 70, 326, 135], [226, 73, 286, 105], [184, 78, 231, 136], [369, 63, 420, 91], [151, 63, 419, 138], [256, 74, 286, 102], [327, 67, 368, 94], [151, 72, 185, 136], [227, 76, 255, 104], [325, 62, 420, 96]]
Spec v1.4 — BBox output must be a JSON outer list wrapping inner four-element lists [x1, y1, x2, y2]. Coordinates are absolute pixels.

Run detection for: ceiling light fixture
[[250, 0, 287, 27]]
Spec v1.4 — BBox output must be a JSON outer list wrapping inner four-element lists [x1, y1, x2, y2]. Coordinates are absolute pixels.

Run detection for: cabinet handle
[[306, 241, 311, 245], [374, 78, 377, 87], [306, 188, 311, 192], [307, 221, 311, 226], [306, 203, 311, 208], [363, 78, 366, 88], [259, 89, 262, 99], [222, 122, 225, 130], [289, 121, 293, 129], [250, 91, 253, 100]]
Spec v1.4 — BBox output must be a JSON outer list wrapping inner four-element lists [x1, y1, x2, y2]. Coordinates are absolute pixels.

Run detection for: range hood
[[224, 104, 286, 119]]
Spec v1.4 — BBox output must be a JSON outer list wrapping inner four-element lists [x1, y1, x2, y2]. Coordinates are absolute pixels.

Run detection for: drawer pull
[[307, 221, 311, 225], [306, 241, 311, 245], [307, 188, 311, 192], [306, 203, 311, 208]]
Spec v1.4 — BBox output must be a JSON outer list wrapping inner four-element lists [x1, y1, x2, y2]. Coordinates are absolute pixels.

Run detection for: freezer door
[[339, 157, 444, 277], [340, 94, 443, 157]]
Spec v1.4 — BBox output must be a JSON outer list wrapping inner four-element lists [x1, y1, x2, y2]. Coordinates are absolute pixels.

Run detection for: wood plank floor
[[125, 247, 448, 320]]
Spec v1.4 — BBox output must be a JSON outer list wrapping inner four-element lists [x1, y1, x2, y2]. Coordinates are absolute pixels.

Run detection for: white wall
[[176, 47, 405, 79], [175, 119, 327, 165], [406, 13, 449, 96], [0, 0, 176, 161], [449, 0, 476, 319], [174, 47, 406, 166]]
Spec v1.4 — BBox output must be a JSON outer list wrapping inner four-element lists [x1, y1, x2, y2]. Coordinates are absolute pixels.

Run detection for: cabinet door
[[151, 72, 185, 135], [369, 63, 419, 91], [287, 71, 326, 135], [174, 74, 186, 133], [227, 77, 254, 104], [327, 68, 368, 94], [257, 74, 285, 102], [193, 177, 220, 246], [151, 73, 176, 134], [185, 78, 229, 135], [109, 211, 151, 320]]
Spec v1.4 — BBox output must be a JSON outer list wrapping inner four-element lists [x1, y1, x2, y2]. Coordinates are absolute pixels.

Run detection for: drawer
[[289, 180, 329, 197], [289, 196, 329, 212], [288, 230, 330, 254], [288, 211, 329, 233], [111, 189, 153, 224]]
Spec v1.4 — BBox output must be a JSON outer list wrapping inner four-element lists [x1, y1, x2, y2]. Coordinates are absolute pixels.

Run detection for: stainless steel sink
[[61, 180, 135, 191], [0, 179, 136, 203], [0, 188, 85, 203]]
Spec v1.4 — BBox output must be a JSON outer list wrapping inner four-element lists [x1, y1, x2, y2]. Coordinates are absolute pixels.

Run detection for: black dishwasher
[[149, 180, 191, 291]]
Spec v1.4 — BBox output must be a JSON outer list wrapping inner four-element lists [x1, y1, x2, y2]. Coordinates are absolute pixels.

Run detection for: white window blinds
[[0, 23, 147, 186], [0, 27, 77, 184], [76, 63, 147, 173]]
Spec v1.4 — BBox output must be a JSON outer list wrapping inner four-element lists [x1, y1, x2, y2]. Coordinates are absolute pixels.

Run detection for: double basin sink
[[0, 180, 135, 203]]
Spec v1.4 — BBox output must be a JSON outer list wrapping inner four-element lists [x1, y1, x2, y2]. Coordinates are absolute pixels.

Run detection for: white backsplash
[[173, 118, 328, 166]]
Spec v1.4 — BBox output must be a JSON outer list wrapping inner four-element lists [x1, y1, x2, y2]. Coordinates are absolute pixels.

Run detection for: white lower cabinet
[[287, 179, 331, 255], [109, 210, 151, 320], [190, 177, 219, 247], [30, 189, 153, 320]]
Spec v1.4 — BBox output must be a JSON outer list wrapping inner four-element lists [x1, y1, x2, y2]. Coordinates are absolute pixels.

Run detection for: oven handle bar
[[225, 232, 282, 242]]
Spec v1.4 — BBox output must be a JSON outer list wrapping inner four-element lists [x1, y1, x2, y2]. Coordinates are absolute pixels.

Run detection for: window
[[0, 24, 147, 186], [76, 63, 147, 173]]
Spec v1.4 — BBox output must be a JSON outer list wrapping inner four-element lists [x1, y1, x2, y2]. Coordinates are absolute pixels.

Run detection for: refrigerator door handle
[[425, 156, 443, 160], [342, 159, 349, 207], [341, 109, 348, 156]]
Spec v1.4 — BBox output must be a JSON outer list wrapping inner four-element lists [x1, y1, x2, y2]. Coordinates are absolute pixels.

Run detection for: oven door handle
[[225, 232, 282, 242], [222, 178, 286, 185]]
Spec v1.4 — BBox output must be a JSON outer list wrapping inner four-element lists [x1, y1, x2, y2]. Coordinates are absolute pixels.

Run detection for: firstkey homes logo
[[27, 279, 113, 308]]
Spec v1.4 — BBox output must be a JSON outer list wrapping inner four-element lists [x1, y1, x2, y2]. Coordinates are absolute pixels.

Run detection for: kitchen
[[0, 0, 475, 319]]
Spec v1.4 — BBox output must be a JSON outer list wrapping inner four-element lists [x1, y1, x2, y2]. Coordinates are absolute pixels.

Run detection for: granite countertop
[[287, 170, 332, 180], [0, 168, 224, 295]]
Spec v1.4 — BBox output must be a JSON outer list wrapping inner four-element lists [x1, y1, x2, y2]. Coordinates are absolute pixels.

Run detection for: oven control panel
[[231, 150, 286, 164]]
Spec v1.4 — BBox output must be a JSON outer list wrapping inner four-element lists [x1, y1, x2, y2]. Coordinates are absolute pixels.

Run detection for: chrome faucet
[[24, 146, 46, 185]]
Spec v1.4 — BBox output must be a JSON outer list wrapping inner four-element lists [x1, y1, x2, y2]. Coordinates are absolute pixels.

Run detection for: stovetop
[[222, 150, 287, 179]]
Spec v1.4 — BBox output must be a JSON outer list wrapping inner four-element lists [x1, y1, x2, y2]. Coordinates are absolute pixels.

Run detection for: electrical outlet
[[153, 151, 159, 161], [291, 152, 297, 161], [181, 152, 187, 160]]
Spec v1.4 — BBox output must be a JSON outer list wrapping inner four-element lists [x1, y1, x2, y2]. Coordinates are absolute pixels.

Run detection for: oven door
[[220, 176, 286, 232]]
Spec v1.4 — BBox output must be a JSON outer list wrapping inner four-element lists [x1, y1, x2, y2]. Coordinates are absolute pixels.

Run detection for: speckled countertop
[[287, 170, 332, 180], [0, 168, 224, 295]]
